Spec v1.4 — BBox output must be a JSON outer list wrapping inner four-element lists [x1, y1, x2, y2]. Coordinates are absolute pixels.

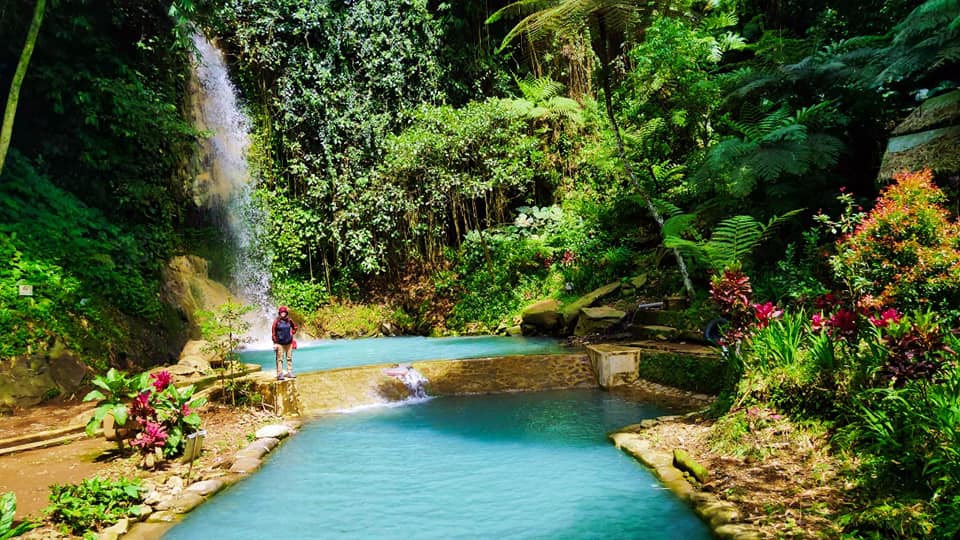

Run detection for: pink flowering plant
[[122, 370, 205, 461]]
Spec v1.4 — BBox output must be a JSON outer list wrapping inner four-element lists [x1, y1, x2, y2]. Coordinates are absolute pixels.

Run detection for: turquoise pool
[[239, 335, 570, 374], [164, 389, 711, 539]]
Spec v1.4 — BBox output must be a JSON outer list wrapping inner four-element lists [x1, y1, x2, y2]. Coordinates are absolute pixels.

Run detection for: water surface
[[239, 335, 569, 374], [165, 389, 711, 539]]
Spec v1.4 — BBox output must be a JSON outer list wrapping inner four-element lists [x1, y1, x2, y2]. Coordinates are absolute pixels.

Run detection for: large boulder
[[0, 343, 91, 410], [160, 255, 236, 339], [520, 299, 562, 335], [177, 339, 219, 372], [559, 281, 621, 334], [573, 306, 626, 336]]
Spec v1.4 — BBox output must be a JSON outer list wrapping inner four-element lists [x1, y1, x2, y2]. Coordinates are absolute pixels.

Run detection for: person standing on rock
[[272, 306, 298, 381]]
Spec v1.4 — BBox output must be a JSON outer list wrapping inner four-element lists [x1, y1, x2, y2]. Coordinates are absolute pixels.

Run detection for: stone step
[[0, 426, 97, 457]]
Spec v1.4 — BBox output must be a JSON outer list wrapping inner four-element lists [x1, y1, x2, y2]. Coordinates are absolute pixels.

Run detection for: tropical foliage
[[2, 0, 960, 534]]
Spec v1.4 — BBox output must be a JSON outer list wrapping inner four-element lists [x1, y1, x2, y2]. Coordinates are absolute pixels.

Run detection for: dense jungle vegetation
[[2, 0, 960, 536]]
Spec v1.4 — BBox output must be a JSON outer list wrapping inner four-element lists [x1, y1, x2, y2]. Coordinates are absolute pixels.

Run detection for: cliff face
[[160, 255, 238, 340]]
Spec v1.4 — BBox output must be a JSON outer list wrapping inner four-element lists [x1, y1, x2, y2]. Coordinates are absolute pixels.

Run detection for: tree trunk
[[594, 13, 695, 298], [0, 0, 47, 176]]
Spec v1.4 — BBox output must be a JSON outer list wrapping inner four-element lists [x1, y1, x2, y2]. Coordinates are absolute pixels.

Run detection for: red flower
[[829, 309, 858, 337], [150, 371, 172, 392], [753, 302, 783, 329], [131, 421, 168, 450], [815, 293, 837, 310], [870, 308, 902, 328], [130, 391, 155, 425], [811, 312, 827, 331]]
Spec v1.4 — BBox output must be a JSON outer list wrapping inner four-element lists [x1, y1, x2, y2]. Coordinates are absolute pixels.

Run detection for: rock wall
[[270, 354, 597, 416]]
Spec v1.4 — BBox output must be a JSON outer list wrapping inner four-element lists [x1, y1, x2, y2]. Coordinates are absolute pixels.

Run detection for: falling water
[[384, 364, 430, 399], [191, 33, 273, 342], [399, 367, 429, 399]]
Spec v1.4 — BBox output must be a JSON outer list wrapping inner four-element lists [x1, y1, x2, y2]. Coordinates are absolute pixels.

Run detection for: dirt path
[[0, 400, 271, 528]]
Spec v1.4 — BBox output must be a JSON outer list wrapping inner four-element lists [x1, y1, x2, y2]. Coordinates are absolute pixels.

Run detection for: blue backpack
[[275, 319, 294, 345]]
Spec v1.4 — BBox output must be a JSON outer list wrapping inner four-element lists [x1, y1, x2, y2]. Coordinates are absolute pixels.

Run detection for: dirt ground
[[0, 385, 847, 539], [0, 399, 276, 536]]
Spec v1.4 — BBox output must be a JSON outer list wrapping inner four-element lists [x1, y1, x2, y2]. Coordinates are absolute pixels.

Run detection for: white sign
[[18, 285, 33, 296]]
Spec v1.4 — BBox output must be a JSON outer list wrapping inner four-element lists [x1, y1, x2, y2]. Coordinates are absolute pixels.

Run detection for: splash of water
[[384, 364, 430, 399], [191, 33, 274, 343]]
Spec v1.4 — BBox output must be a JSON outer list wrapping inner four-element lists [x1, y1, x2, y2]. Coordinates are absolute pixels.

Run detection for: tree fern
[[695, 100, 843, 201], [663, 210, 803, 271]]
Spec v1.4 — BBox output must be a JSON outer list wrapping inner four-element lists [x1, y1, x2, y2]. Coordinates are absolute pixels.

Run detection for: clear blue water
[[165, 389, 711, 539], [239, 335, 570, 373]]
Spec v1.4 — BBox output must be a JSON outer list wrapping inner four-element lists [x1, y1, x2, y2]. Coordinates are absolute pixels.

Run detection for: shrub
[[830, 169, 960, 314], [45, 477, 144, 535], [82, 368, 149, 437], [127, 371, 206, 460]]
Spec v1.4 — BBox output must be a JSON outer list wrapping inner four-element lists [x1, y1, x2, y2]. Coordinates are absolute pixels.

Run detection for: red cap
[[279, 306, 289, 313]]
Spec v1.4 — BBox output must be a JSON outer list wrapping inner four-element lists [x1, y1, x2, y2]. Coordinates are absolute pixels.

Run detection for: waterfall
[[384, 364, 430, 399], [190, 33, 273, 343]]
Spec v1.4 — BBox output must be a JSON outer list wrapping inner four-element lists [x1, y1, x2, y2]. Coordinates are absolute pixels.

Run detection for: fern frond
[[803, 134, 844, 168], [751, 148, 798, 181], [662, 213, 696, 237], [932, 43, 960, 68], [500, 98, 536, 117], [708, 215, 764, 269], [793, 100, 836, 127], [651, 161, 685, 183], [891, 0, 960, 46], [663, 235, 711, 267], [701, 11, 738, 31], [652, 198, 684, 218], [544, 96, 584, 124], [761, 208, 805, 242], [516, 75, 565, 102], [761, 123, 807, 144], [719, 31, 747, 52], [486, 0, 558, 26]]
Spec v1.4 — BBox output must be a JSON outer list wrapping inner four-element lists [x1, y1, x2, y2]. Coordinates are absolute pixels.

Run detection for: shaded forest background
[[3, 0, 954, 361]]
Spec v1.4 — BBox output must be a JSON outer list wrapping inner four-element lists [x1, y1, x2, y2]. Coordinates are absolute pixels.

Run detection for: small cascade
[[384, 364, 429, 399], [190, 33, 274, 343]]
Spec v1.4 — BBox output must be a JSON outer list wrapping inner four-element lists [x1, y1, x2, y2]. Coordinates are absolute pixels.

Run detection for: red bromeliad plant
[[710, 268, 784, 345], [710, 267, 754, 345]]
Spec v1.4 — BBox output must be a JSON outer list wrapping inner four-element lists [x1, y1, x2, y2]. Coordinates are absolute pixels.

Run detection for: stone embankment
[[611, 418, 763, 540], [109, 422, 302, 540]]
